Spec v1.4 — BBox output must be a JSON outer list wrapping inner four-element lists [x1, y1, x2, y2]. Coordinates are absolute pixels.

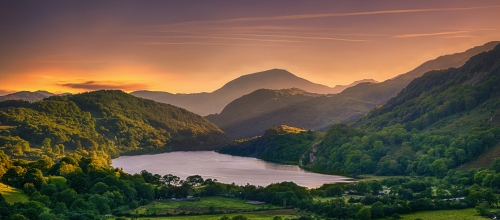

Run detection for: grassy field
[[0, 183, 28, 204], [396, 208, 486, 220], [356, 174, 408, 181], [132, 197, 282, 215], [111, 212, 297, 220], [47, 175, 67, 185]]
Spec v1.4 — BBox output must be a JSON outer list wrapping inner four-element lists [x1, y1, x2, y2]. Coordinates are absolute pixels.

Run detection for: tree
[[162, 174, 180, 186], [368, 180, 383, 195], [355, 207, 371, 220], [490, 157, 500, 173], [371, 201, 384, 218], [232, 215, 248, 220], [185, 175, 204, 187], [41, 138, 52, 153], [430, 159, 448, 178]]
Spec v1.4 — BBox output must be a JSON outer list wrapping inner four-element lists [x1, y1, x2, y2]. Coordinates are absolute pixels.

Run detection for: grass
[[396, 208, 486, 220], [313, 195, 364, 203], [111, 212, 297, 220], [356, 174, 408, 181], [47, 175, 67, 185], [0, 183, 29, 204], [131, 197, 282, 215]]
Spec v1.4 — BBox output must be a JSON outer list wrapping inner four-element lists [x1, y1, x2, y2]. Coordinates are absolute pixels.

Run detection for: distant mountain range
[[207, 41, 500, 139], [131, 69, 376, 116], [0, 90, 55, 102]]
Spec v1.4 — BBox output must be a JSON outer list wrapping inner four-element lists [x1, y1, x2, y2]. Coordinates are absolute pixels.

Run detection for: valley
[[1, 1, 500, 218]]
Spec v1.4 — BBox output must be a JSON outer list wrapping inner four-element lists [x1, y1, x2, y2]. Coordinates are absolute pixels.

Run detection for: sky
[[1, 0, 500, 95]]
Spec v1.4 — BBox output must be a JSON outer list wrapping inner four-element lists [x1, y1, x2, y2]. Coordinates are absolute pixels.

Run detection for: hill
[[219, 43, 500, 175], [218, 125, 319, 164], [207, 41, 499, 139], [0, 90, 227, 162], [205, 88, 323, 138], [305, 43, 500, 176], [0, 91, 55, 103], [131, 69, 372, 116]]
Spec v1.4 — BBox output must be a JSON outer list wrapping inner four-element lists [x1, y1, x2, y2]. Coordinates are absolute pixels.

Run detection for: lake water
[[111, 151, 352, 188]]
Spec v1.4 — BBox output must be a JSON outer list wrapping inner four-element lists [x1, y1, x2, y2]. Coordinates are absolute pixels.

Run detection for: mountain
[[0, 90, 55, 102], [221, 43, 500, 176], [306, 43, 500, 176], [207, 41, 500, 139], [0, 90, 226, 161], [206, 88, 324, 138], [131, 69, 373, 116]]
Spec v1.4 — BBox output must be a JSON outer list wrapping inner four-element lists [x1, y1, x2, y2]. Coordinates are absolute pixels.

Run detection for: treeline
[[218, 125, 317, 164], [2, 152, 500, 219], [0, 90, 227, 162]]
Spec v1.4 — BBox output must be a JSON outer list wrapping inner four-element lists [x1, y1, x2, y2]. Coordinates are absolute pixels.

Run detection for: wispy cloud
[[394, 31, 468, 38], [149, 5, 500, 27], [441, 35, 477, 38], [58, 81, 148, 91], [215, 33, 369, 42]]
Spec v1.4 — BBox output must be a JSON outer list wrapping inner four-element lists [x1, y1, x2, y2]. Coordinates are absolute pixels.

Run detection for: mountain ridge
[[131, 69, 375, 115], [206, 41, 500, 139]]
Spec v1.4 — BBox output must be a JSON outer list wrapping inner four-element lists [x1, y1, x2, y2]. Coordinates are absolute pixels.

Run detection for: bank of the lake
[[111, 151, 352, 188]]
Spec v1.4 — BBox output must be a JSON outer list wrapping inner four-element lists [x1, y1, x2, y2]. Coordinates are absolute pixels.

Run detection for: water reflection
[[112, 151, 351, 188]]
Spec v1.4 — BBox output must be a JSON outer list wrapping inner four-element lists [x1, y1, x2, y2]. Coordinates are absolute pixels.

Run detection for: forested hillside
[[218, 125, 319, 164], [0, 90, 227, 162], [306, 44, 500, 176]]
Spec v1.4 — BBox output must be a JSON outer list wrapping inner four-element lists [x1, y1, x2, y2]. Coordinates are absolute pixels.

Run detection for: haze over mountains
[[207, 41, 500, 138], [0, 91, 55, 103], [131, 69, 376, 116]]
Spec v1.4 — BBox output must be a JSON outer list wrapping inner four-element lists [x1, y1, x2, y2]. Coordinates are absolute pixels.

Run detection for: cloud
[[215, 33, 369, 42], [58, 81, 148, 91], [149, 5, 500, 27], [394, 31, 468, 38]]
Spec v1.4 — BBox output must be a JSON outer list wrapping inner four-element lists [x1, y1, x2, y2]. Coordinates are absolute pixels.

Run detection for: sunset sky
[[1, 0, 500, 95]]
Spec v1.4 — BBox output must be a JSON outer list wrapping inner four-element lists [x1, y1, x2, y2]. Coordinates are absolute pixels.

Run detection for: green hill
[[306, 44, 500, 176], [218, 125, 320, 164], [0, 90, 227, 161]]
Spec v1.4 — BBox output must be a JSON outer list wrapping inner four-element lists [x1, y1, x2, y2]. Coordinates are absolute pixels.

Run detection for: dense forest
[[0, 90, 227, 162]]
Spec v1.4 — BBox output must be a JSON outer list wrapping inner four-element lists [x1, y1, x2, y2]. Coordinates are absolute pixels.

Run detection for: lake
[[111, 151, 352, 188]]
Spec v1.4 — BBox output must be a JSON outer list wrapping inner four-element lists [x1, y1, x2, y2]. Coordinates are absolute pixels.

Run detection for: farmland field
[[132, 197, 282, 215], [396, 208, 486, 220], [0, 183, 28, 204]]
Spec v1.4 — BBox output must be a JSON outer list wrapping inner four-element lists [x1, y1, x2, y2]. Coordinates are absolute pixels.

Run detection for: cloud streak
[[395, 31, 468, 38], [150, 5, 500, 27], [58, 81, 148, 91]]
